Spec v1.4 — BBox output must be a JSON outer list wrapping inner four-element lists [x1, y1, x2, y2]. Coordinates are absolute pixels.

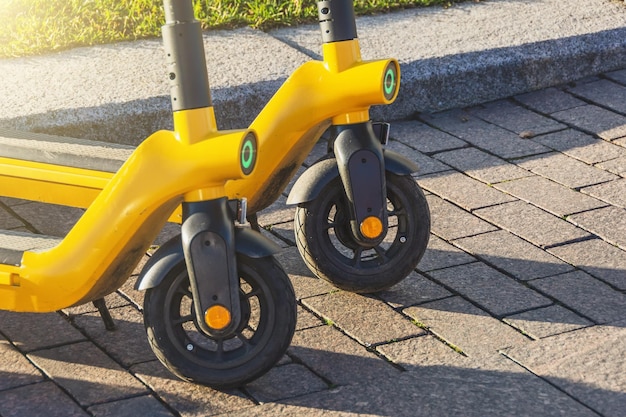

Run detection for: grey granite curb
[[0, 0, 625, 143]]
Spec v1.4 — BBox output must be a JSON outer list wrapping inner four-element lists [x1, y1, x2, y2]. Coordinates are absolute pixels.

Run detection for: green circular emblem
[[383, 61, 399, 101], [384, 68, 395, 95], [240, 134, 257, 175]]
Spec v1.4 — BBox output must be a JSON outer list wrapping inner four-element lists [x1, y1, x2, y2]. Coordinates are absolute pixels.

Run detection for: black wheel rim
[[318, 179, 411, 271], [162, 265, 275, 370]]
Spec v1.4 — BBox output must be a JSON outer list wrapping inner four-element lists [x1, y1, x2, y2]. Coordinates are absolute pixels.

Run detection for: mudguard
[[286, 149, 418, 206], [135, 228, 281, 291]]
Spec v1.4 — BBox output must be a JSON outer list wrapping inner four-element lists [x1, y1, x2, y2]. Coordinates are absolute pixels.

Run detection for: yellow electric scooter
[[0, 0, 430, 388]]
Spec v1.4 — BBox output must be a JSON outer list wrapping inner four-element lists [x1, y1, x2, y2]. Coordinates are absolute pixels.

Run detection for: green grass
[[0, 0, 457, 58]]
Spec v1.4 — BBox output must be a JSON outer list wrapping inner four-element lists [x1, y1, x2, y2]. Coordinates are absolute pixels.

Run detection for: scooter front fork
[[331, 122, 389, 247], [181, 198, 242, 337]]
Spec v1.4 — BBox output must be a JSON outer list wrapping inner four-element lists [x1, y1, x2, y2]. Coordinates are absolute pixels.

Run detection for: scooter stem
[[163, 0, 218, 145], [162, 0, 211, 112]]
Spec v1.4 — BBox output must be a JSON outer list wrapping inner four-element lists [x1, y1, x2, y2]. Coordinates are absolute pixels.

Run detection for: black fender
[[135, 228, 281, 291], [286, 149, 418, 205]]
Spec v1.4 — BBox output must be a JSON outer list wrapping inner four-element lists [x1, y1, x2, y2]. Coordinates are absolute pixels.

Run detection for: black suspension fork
[[318, 0, 389, 246], [331, 122, 389, 247], [181, 199, 242, 337]]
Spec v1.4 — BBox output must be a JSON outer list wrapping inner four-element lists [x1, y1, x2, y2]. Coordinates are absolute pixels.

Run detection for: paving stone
[[470, 100, 566, 136], [302, 138, 330, 167], [547, 238, 626, 290], [28, 342, 148, 407], [118, 270, 146, 307], [296, 305, 323, 331], [0, 197, 30, 207], [275, 247, 335, 300], [529, 270, 626, 324], [514, 87, 586, 114], [454, 230, 574, 280], [429, 262, 551, 317], [418, 170, 517, 210], [422, 111, 550, 159], [288, 325, 400, 387], [552, 104, 626, 141], [494, 175, 607, 217], [378, 336, 530, 376], [404, 296, 529, 357], [154, 222, 181, 246], [597, 155, 626, 177], [256, 194, 295, 227], [504, 322, 626, 417], [581, 178, 626, 208], [567, 78, 626, 114], [433, 147, 532, 184], [0, 336, 44, 391], [378, 269, 452, 308], [385, 139, 451, 176], [260, 220, 295, 247], [72, 305, 155, 367], [245, 363, 329, 403], [517, 152, 619, 188], [533, 128, 626, 164], [302, 291, 424, 346], [0, 206, 24, 229], [235, 370, 597, 417], [474, 200, 591, 248], [14, 202, 84, 236], [389, 120, 467, 154], [416, 234, 476, 272], [88, 395, 175, 417], [63, 292, 131, 316], [605, 68, 626, 84], [377, 334, 467, 370], [568, 205, 626, 249], [3, 226, 31, 234], [426, 194, 498, 241], [0, 381, 88, 417], [0, 310, 86, 352], [131, 360, 255, 417], [503, 304, 593, 340]]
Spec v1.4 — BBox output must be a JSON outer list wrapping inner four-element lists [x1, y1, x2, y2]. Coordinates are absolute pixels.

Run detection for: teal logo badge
[[383, 61, 399, 101], [240, 133, 257, 175]]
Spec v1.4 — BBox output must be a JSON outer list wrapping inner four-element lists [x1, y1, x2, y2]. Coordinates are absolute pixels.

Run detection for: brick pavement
[[1, 71, 625, 416]]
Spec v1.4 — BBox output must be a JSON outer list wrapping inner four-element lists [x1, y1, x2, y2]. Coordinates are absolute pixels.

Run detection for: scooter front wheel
[[295, 172, 430, 293], [143, 255, 296, 389]]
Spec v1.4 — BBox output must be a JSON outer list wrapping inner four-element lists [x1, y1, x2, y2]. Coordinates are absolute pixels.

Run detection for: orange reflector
[[205, 305, 231, 330], [360, 216, 383, 239]]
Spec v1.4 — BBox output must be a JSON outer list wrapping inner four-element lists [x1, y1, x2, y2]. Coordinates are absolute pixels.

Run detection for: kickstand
[[247, 212, 262, 232], [93, 298, 116, 331]]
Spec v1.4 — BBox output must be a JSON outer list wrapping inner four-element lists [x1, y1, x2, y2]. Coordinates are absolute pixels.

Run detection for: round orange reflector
[[360, 216, 383, 239], [205, 305, 231, 330]]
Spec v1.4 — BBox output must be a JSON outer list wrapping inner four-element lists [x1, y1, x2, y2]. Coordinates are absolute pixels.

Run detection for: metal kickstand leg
[[93, 298, 116, 331], [247, 212, 262, 232]]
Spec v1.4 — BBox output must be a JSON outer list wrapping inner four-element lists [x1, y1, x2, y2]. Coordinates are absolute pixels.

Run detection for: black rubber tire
[[295, 172, 430, 293], [143, 255, 296, 389]]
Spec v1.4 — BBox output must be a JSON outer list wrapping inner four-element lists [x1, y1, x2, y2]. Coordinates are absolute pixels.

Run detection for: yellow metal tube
[[226, 40, 400, 212], [0, 127, 251, 312]]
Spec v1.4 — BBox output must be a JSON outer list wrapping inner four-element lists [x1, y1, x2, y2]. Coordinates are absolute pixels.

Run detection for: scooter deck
[[0, 128, 131, 173], [0, 128, 169, 215], [0, 230, 61, 266]]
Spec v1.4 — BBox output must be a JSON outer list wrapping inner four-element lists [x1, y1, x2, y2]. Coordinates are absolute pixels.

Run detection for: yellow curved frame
[[0, 39, 400, 312]]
